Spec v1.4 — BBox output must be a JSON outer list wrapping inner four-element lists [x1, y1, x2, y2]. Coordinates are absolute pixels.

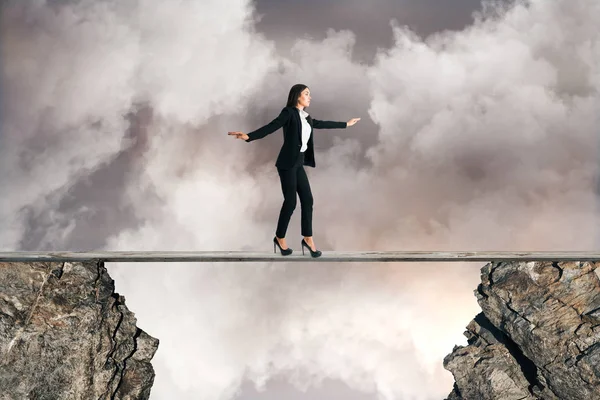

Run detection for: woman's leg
[[275, 166, 298, 241], [296, 165, 314, 239]]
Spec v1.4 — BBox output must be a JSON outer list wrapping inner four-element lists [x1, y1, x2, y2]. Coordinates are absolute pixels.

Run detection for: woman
[[228, 84, 361, 258]]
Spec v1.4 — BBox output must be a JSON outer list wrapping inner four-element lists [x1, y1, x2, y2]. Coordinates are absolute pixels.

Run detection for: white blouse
[[297, 107, 311, 152]]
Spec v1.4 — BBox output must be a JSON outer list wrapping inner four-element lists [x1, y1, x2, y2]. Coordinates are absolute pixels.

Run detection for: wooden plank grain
[[1, 251, 600, 262]]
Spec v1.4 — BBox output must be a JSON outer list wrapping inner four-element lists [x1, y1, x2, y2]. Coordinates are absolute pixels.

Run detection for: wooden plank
[[1, 251, 600, 262]]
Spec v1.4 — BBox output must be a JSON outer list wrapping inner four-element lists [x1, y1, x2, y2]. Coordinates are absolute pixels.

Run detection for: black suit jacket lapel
[[295, 108, 302, 142]]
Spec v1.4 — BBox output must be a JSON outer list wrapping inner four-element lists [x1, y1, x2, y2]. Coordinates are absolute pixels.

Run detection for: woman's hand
[[228, 131, 249, 141], [346, 118, 361, 127]]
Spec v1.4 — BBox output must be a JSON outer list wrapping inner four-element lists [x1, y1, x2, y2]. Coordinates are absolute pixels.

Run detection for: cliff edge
[[444, 260, 600, 400], [0, 261, 158, 399]]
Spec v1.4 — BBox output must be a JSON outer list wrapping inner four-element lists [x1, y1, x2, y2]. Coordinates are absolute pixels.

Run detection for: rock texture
[[444, 260, 600, 400], [0, 261, 158, 399]]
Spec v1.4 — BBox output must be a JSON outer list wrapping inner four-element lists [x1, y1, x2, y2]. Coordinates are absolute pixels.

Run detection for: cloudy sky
[[2, 0, 600, 399]]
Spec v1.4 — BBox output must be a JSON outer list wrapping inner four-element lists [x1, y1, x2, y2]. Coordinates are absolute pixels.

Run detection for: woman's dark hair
[[286, 84, 309, 108]]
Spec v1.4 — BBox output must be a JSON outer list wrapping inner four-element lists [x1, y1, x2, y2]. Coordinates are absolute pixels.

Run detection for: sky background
[[2, 0, 600, 399]]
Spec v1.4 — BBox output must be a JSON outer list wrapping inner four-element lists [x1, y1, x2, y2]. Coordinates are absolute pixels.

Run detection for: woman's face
[[297, 88, 311, 108]]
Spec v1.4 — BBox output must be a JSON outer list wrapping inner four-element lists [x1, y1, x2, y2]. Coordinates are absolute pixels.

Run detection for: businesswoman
[[228, 84, 361, 258]]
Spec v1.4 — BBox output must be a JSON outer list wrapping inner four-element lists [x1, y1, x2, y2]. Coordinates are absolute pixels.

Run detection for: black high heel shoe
[[301, 239, 322, 258], [273, 236, 292, 256]]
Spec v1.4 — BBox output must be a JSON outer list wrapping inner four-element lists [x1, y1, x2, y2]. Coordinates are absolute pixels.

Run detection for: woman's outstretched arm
[[245, 107, 291, 142], [312, 118, 346, 129], [312, 117, 360, 129]]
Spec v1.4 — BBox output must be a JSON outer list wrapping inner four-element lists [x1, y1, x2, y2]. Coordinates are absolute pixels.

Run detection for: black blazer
[[245, 106, 347, 169]]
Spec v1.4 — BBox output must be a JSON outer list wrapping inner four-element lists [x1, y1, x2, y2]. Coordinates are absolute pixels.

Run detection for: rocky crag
[[0, 260, 158, 399], [444, 260, 600, 400]]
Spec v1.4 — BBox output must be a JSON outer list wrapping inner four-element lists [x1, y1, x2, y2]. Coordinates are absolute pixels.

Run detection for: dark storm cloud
[[253, 0, 494, 61]]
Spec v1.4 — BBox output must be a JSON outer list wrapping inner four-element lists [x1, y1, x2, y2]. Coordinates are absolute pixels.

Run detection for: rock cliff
[[444, 260, 600, 400], [0, 260, 158, 399]]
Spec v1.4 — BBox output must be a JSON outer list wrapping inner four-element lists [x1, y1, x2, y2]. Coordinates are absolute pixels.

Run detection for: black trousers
[[275, 152, 313, 238]]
